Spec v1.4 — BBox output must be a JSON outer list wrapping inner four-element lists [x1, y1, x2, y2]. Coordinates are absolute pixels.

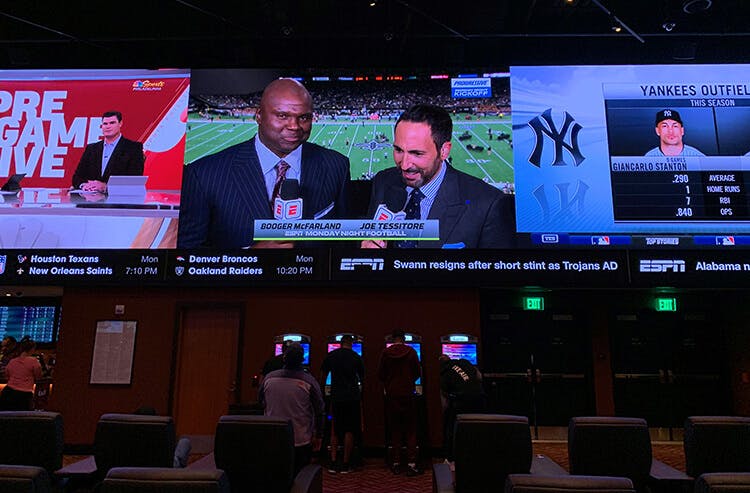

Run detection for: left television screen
[[0, 69, 191, 249], [0, 303, 59, 345]]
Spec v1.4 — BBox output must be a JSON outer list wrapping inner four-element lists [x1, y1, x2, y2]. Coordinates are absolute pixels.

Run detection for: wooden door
[[173, 306, 241, 436]]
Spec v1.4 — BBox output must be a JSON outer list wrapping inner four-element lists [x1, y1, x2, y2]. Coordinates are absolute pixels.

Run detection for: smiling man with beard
[[362, 104, 513, 249], [178, 78, 350, 248]]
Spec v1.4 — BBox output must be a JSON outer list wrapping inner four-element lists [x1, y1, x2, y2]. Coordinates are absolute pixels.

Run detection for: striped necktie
[[271, 160, 290, 205], [396, 188, 423, 248]]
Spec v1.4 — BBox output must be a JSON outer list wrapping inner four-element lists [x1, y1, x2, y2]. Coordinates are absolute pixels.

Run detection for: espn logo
[[639, 259, 686, 273], [340, 258, 385, 271]]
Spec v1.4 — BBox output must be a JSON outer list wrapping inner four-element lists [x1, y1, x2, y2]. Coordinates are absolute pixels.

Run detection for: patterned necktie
[[397, 188, 424, 248], [271, 160, 290, 204]]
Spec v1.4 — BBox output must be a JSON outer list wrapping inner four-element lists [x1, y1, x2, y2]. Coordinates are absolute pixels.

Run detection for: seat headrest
[[0, 411, 61, 422], [570, 417, 647, 428], [457, 414, 529, 425], [99, 414, 173, 425], [506, 474, 635, 493], [687, 416, 750, 426], [106, 466, 227, 482]]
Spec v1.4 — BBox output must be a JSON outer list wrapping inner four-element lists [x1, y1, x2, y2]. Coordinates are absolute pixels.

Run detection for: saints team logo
[[354, 141, 392, 151]]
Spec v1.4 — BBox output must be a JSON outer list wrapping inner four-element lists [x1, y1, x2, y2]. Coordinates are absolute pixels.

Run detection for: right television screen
[[512, 64, 750, 248]]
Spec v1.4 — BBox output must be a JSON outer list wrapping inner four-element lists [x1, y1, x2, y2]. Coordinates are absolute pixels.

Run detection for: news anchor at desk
[[177, 78, 350, 249], [71, 111, 145, 193], [362, 104, 513, 249]]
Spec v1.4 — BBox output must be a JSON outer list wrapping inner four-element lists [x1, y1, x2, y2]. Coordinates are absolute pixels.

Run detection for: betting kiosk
[[440, 333, 479, 365], [273, 333, 312, 368], [322, 333, 365, 469], [382, 332, 428, 466]]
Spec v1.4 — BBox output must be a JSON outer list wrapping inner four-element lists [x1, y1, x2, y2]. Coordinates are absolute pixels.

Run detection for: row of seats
[[0, 411, 320, 493], [0, 411, 748, 492], [3, 465, 745, 493], [433, 414, 750, 493]]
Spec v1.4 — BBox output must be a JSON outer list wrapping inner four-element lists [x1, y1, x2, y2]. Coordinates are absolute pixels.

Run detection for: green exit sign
[[656, 297, 677, 312], [523, 296, 545, 311]]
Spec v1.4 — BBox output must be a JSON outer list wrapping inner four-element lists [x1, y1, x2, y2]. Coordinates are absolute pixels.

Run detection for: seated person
[[71, 111, 144, 193]]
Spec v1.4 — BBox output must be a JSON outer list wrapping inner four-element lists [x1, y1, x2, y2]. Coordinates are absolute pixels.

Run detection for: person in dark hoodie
[[377, 329, 422, 476]]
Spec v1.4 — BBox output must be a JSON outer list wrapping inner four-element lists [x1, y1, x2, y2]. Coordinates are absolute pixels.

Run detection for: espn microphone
[[273, 179, 303, 220], [373, 187, 407, 221]]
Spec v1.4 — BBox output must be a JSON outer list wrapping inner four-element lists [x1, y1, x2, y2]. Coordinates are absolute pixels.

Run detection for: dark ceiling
[[1, 0, 748, 70]]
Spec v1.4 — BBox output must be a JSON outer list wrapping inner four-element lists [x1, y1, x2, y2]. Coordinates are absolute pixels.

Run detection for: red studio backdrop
[[0, 69, 191, 190]]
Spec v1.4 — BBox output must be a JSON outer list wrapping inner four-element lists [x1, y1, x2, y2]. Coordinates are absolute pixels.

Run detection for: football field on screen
[[185, 116, 514, 185]]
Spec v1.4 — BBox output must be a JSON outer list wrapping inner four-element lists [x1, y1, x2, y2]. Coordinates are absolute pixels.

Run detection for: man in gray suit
[[177, 78, 350, 248], [362, 104, 513, 249]]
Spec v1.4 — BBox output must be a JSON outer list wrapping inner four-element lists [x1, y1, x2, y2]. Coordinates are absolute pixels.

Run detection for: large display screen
[[0, 303, 60, 345], [512, 64, 750, 248]]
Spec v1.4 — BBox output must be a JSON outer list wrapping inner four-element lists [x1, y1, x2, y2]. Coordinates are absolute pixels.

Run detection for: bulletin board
[[90, 320, 137, 384]]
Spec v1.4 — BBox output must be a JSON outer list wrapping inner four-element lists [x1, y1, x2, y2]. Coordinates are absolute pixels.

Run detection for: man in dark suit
[[177, 78, 350, 248], [363, 104, 513, 249], [71, 111, 144, 193]]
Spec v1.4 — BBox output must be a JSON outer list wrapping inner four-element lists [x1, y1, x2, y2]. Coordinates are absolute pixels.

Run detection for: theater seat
[[684, 417, 750, 478], [0, 411, 63, 475], [101, 467, 229, 493], [211, 415, 322, 493], [94, 414, 177, 480], [0, 464, 51, 493], [505, 474, 636, 493], [433, 414, 567, 493], [695, 473, 750, 493], [568, 417, 690, 493]]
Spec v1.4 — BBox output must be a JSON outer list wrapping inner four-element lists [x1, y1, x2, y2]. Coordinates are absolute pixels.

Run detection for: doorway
[[172, 305, 242, 437]]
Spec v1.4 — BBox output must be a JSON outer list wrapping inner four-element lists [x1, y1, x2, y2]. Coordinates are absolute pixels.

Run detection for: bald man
[[178, 78, 351, 248]]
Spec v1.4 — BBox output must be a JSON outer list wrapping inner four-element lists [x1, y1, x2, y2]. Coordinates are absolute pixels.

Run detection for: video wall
[[2, 66, 750, 288]]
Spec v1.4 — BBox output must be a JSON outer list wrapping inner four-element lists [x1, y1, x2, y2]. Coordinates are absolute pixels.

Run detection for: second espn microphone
[[273, 179, 303, 220], [373, 186, 406, 221]]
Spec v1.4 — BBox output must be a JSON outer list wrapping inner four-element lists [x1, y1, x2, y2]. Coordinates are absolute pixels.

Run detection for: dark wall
[[47, 285, 750, 448], [49, 286, 481, 447]]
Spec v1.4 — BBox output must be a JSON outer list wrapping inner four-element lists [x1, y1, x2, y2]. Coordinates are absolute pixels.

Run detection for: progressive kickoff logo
[[639, 259, 686, 273]]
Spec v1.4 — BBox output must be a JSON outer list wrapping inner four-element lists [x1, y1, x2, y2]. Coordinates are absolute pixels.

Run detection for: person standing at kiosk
[[378, 329, 421, 476], [320, 334, 364, 473], [439, 354, 486, 463], [260, 343, 324, 474]]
